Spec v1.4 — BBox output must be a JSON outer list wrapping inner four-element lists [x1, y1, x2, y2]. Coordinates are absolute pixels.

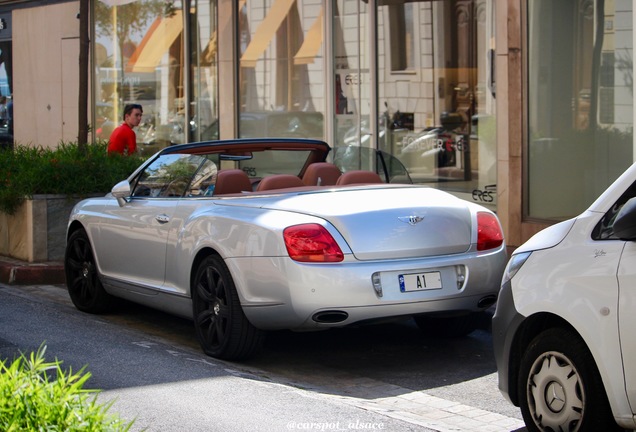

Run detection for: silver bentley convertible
[[65, 139, 507, 360]]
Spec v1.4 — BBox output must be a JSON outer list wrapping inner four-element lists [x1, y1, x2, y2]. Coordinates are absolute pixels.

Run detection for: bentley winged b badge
[[398, 215, 425, 225]]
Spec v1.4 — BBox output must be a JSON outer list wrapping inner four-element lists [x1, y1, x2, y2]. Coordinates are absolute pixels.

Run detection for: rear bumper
[[228, 247, 508, 330], [245, 293, 499, 330]]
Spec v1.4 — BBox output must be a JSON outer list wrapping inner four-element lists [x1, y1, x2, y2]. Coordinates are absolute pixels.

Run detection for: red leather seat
[[256, 174, 304, 191], [302, 162, 342, 186], [214, 169, 252, 195], [336, 170, 383, 185]]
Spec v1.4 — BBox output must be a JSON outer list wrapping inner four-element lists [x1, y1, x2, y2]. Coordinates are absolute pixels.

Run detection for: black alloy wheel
[[518, 328, 622, 432], [64, 228, 113, 313], [192, 255, 264, 360]]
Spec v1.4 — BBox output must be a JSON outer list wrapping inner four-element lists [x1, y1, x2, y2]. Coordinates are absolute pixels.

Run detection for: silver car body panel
[[213, 186, 474, 259]]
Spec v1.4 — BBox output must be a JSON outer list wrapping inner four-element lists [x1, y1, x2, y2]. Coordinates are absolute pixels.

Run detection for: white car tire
[[518, 328, 620, 432]]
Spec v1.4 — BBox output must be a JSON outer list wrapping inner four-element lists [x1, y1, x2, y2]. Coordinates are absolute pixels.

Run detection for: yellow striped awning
[[126, 10, 183, 73], [240, 0, 296, 68], [294, 7, 323, 65]]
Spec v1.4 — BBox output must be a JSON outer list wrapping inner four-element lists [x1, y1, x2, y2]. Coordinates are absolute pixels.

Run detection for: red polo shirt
[[107, 123, 137, 155]]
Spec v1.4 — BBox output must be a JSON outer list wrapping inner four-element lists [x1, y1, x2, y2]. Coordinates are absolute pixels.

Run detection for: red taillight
[[477, 212, 504, 251], [283, 224, 344, 262]]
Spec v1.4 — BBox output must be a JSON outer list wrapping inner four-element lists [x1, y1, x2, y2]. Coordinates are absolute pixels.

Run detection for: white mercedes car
[[65, 139, 507, 360], [493, 163, 636, 431]]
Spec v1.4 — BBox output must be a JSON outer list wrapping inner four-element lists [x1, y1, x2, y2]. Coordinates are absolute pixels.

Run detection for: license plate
[[399, 272, 442, 292]]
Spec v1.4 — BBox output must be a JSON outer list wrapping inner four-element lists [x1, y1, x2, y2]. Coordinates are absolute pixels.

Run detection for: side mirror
[[613, 197, 636, 240], [111, 180, 131, 207]]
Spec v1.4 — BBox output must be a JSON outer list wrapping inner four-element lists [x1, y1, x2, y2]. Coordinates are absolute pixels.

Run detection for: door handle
[[155, 214, 170, 224]]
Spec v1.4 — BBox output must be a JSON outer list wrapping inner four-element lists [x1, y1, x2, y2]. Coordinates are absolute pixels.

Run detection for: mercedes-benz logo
[[398, 215, 424, 225], [545, 381, 566, 413]]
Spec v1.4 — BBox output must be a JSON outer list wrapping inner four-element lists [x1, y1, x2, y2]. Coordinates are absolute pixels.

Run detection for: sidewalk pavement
[[0, 256, 65, 285]]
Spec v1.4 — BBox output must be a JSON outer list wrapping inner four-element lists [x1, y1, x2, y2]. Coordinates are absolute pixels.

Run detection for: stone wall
[[0, 195, 84, 263]]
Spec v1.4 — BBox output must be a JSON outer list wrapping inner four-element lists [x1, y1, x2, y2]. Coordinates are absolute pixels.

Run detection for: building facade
[[0, 0, 632, 249]]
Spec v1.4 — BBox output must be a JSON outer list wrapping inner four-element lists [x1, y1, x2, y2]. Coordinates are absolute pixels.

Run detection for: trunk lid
[[221, 186, 473, 260]]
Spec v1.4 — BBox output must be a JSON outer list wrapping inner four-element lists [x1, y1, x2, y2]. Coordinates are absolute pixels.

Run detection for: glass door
[[386, 1, 496, 205], [189, 0, 219, 142], [527, 1, 633, 220], [0, 38, 12, 147], [332, 0, 374, 169], [93, 0, 186, 155], [237, 0, 326, 141]]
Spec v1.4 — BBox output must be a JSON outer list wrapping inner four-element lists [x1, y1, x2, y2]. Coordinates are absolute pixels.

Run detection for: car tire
[[192, 255, 264, 360], [414, 312, 480, 338], [518, 328, 621, 432], [64, 228, 113, 313]]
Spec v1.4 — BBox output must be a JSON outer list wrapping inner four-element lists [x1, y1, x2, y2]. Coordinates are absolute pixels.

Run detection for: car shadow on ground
[[108, 297, 497, 392], [43, 285, 498, 393], [246, 310, 496, 391]]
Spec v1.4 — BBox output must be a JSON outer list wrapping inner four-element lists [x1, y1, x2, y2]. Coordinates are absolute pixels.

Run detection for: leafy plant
[[0, 345, 132, 431], [0, 141, 145, 215]]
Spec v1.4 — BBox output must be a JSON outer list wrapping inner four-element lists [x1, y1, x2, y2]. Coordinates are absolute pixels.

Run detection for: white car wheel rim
[[527, 351, 584, 432]]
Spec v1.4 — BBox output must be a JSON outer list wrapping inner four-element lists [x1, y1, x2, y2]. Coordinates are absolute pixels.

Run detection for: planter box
[[0, 195, 89, 263]]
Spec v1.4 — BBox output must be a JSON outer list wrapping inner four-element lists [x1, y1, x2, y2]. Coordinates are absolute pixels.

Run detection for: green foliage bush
[[0, 142, 145, 215], [0, 346, 132, 431]]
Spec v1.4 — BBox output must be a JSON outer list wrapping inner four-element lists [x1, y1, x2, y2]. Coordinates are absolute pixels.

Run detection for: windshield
[[333, 146, 412, 184]]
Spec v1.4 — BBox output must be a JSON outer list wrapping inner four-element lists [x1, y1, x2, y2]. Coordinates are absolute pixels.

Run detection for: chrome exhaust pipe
[[312, 310, 349, 324]]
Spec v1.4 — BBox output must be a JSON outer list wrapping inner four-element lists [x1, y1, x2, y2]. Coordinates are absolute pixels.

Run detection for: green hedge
[[0, 142, 145, 215], [0, 346, 133, 431]]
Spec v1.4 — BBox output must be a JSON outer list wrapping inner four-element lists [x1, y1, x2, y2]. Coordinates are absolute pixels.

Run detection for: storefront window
[[388, 3, 414, 72], [0, 36, 12, 145], [333, 0, 372, 169], [377, 0, 497, 209], [0, 43, 11, 96], [527, 0, 634, 220], [238, 0, 325, 140], [190, 0, 219, 141], [94, 0, 187, 156]]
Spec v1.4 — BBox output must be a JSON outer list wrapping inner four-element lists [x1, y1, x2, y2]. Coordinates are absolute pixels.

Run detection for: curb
[[0, 258, 65, 285]]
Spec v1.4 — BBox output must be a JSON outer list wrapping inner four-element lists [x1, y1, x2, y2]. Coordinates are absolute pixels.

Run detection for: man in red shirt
[[107, 104, 143, 155]]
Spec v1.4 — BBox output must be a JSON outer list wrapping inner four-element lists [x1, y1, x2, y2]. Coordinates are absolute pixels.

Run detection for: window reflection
[[375, 0, 497, 209], [333, 0, 371, 170], [388, 3, 415, 72], [190, 0, 219, 141], [133, 154, 209, 197], [238, 0, 325, 140], [92, 0, 501, 212], [528, 0, 633, 220], [94, 0, 187, 155]]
